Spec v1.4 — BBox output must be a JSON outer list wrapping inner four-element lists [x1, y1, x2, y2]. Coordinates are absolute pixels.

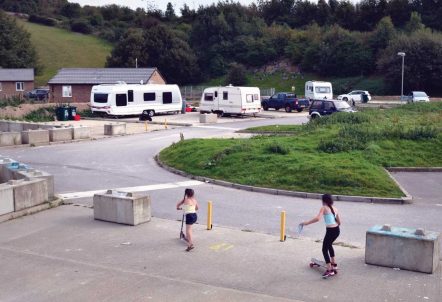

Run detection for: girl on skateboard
[[176, 188, 199, 252], [301, 194, 341, 278]]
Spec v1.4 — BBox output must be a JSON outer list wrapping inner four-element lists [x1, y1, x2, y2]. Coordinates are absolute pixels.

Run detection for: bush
[[266, 143, 290, 155], [318, 137, 367, 153], [0, 96, 26, 108], [28, 15, 57, 26], [70, 19, 93, 34], [23, 107, 55, 122]]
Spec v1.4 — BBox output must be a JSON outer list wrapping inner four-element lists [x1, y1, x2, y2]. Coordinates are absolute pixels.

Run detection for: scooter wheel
[[309, 263, 314, 268]]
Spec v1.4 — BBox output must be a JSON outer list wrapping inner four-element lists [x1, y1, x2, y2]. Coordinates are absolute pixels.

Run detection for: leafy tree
[[70, 19, 92, 34], [377, 31, 442, 94], [106, 28, 145, 68], [405, 11, 424, 33], [0, 11, 40, 71], [225, 63, 247, 86], [387, 0, 411, 28], [165, 2, 176, 21], [60, 2, 81, 18], [369, 16, 396, 59]]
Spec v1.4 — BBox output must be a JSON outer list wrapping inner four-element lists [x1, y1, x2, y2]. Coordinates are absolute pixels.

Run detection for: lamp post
[[397, 52, 406, 100]]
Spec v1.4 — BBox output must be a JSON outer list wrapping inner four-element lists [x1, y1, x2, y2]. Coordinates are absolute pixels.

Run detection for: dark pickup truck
[[261, 92, 310, 112]]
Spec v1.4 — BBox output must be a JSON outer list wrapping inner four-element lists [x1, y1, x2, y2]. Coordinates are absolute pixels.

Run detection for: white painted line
[[150, 134, 180, 141], [193, 125, 240, 131], [58, 180, 203, 200]]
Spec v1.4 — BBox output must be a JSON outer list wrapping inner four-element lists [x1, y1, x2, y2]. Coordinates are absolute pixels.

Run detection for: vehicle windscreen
[[286, 93, 296, 98], [94, 93, 108, 103], [334, 101, 351, 109], [413, 92, 427, 97], [315, 87, 331, 93]]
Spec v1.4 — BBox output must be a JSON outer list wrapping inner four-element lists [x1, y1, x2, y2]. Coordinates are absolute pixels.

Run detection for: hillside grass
[[202, 71, 386, 96], [160, 103, 442, 198], [17, 19, 113, 86]]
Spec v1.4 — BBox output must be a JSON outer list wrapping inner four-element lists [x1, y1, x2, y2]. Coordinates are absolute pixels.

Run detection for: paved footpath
[[0, 205, 440, 302]]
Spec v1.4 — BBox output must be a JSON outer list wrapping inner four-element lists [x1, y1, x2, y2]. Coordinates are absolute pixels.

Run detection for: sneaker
[[332, 262, 338, 270], [322, 270, 335, 278]]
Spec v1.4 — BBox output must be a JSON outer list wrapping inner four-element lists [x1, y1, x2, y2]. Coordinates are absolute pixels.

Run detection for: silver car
[[400, 91, 430, 103]]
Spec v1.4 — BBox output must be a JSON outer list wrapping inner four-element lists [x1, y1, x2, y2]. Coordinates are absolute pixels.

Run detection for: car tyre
[[262, 103, 269, 111], [285, 105, 292, 113], [296, 108, 303, 112], [343, 97, 348, 102]]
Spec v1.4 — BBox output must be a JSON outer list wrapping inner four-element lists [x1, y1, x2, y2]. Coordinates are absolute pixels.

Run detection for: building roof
[[0, 68, 34, 81], [48, 68, 160, 85]]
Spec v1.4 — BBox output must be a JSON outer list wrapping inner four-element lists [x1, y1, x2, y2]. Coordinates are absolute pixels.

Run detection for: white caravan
[[90, 83, 182, 116], [199, 86, 261, 116], [304, 81, 333, 100]]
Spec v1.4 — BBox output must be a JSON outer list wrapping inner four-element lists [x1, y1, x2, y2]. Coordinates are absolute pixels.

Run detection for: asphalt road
[[2, 115, 441, 248]]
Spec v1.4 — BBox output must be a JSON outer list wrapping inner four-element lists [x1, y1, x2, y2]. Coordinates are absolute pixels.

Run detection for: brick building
[[0, 69, 34, 99], [48, 68, 166, 103]]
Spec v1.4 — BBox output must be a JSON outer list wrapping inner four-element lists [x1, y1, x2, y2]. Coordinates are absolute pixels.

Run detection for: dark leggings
[[322, 226, 340, 264]]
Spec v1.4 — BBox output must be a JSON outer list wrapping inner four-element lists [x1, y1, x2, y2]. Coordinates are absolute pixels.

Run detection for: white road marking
[[193, 125, 240, 131], [150, 134, 180, 141], [58, 180, 203, 200]]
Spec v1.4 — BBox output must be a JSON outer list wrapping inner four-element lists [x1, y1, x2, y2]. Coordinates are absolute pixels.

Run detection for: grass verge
[[160, 103, 442, 198]]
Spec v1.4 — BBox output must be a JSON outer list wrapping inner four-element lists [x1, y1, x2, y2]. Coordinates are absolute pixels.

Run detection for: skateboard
[[309, 258, 338, 278]]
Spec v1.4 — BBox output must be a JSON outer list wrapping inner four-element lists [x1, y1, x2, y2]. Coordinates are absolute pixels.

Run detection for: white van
[[90, 83, 182, 117], [199, 86, 261, 116], [305, 81, 333, 100]]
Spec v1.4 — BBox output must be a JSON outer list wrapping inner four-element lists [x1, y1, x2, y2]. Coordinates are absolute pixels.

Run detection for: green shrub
[[318, 137, 367, 153], [23, 107, 55, 122], [266, 143, 290, 155], [0, 96, 26, 108]]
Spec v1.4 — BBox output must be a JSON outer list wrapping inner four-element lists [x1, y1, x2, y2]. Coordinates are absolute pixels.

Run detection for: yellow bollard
[[207, 201, 213, 230], [144, 121, 148, 132], [280, 211, 286, 242], [164, 119, 168, 129]]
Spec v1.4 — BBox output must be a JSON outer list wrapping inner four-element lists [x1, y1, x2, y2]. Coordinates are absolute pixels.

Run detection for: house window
[[62, 85, 72, 97], [144, 92, 155, 101], [163, 92, 172, 104], [16, 82, 24, 91], [223, 92, 228, 100]]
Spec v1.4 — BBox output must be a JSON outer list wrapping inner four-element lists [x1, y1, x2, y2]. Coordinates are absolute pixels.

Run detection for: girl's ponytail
[[322, 194, 336, 218]]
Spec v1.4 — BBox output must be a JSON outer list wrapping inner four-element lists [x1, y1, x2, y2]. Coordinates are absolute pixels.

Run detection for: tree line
[[0, 0, 441, 94]]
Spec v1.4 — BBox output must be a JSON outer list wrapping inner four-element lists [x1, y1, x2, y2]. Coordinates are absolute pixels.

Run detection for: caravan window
[[94, 93, 108, 103], [246, 94, 253, 103], [223, 92, 228, 100], [116, 94, 127, 107], [214, 91, 218, 98], [163, 92, 172, 104], [128, 90, 134, 102], [204, 93, 214, 101], [254, 94, 259, 100], [315, 86, 331, 93], [144, 93, 155, 101]]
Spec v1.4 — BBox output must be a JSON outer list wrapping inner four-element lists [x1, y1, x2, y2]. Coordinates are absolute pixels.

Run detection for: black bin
[[55, 106, 69, 121], [68, 106, 77, 120]]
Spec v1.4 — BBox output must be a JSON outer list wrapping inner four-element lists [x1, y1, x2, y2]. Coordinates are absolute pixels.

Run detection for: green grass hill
[[16, 19, 113, 86]]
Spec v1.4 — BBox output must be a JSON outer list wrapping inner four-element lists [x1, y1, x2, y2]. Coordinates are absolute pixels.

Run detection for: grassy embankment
[[16, 19, 113, 86], [160, 102, 442, 198], [203, 72, 386, 96]]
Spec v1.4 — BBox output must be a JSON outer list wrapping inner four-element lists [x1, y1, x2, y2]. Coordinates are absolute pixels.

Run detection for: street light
[[397, 52, 406, 100]]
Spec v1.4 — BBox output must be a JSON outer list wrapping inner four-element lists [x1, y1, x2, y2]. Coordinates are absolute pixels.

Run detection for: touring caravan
[[304, 81, 333, 100], [90, 83, 182, 117], [199, 86, 261, 116]]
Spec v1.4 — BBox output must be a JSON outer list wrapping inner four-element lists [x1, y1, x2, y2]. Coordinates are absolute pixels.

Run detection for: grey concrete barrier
[[0, 184, 14, 216], [199, 113, 218, 124], [104, 123, 126, 136], [0, 159, 18, 183], [49, 128, 73, 142], [71, 126, 91, 140], [0, 120, 9, 132], [8, 121, 23, 132], [365, 224, 440, 274], [21, 129, 50, 145], [13, 168, 54, 199], [0, 132, 21, 146], [93, 190, 151, 226], [7, 178, 48, 211], [22, 122, 40, 131]]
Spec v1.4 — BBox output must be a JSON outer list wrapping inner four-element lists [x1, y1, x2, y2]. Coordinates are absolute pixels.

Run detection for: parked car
[[25, 88, 49, 101], [337, 90, 371, 104], [261, 92, 310, 112], [309, 99, 356, 119], [400, 91, 430, 103]]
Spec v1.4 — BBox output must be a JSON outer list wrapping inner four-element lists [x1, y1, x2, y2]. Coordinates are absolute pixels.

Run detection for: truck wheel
[[262, 103, 269, 111], [296, 108, 303, 112], [285, 105, 292, 113]]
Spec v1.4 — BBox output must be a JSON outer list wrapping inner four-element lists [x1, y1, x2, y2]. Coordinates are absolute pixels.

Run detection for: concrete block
[[49, 128, 73, 142], [365, 225, 440, 274], [199, 113, 218, 124], [93, 190, 151, 226], [72, 126, 91, 139], [0, 132, 22, 146], [0, 120, 9, 132], [21, 129, 50, 145], [22, 122, 40, 131], [0, 160, 18, 183], [8, 121, 23, 132], [104, 123, 126, 136], [14, 169, 54, 199], [0, 184, 14, 215], [9, 178, 48, 211]]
